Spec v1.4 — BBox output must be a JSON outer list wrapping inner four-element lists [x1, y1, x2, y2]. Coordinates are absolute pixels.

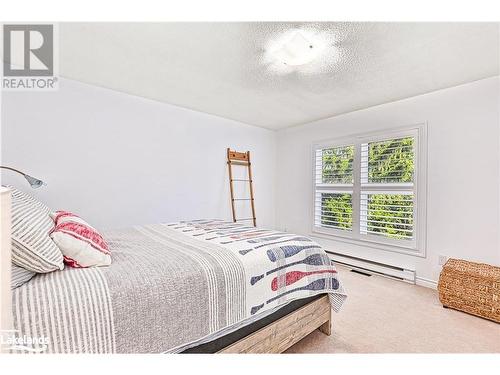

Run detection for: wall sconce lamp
[[0, 166, 46, 188]]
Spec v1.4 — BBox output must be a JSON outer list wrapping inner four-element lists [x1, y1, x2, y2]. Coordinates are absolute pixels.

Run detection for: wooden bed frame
[[0, 188, 332, 354], [218, 294, 331, 353]]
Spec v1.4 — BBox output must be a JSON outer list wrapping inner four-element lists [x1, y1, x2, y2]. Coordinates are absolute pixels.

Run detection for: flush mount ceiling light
[[270, 29, 325, 67], [262, 28, 339, 75]]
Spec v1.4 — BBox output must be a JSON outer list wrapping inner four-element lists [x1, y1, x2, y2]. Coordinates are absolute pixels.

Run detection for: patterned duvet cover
[[11, 220, 346, 353]]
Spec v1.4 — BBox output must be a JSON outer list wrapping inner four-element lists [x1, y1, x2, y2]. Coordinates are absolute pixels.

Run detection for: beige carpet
[[286, 265, 500, 353]]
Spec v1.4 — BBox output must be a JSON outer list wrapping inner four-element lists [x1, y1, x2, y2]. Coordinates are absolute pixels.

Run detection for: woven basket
[[438, 258, 500, 323]]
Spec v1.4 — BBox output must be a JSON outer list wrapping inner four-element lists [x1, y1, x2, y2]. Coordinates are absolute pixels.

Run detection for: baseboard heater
[[327, 251, 416, 284]]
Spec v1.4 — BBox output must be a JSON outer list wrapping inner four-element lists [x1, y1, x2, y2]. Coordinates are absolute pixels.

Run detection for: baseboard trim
[[416, 276, 438, 290]]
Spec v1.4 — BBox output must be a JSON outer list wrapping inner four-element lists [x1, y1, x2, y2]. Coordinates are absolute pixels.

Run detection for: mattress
[[11, 220, 346, 353]]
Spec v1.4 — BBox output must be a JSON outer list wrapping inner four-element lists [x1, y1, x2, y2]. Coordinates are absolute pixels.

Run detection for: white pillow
[[49, 211, 111, 268]]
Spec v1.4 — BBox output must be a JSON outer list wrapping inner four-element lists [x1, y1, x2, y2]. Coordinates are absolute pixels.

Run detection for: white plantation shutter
[[316, 145, 354, 185], [314, 145, 354, 231], [361, 137, 414, 184], [359, 136, 415, 241], [314, 192, 353, 231], [313, 127, 426, 254], [359, 192, 414, 240]]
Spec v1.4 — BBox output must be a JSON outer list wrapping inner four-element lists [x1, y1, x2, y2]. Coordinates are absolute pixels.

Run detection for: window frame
[[311, 124, 427, 257]]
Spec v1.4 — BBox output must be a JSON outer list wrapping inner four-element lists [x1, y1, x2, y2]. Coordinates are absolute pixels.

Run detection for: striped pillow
[[49, 211, 111, 268], [10, 187, 64, 273], [11, 263, 36, 289]]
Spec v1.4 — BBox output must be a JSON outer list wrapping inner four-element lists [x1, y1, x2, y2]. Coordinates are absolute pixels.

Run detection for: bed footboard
[[218, 294, 332, 354]]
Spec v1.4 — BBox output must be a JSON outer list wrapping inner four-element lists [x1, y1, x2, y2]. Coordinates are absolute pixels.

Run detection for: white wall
[[275, 76, 500, 284], [0, 78, 276, 230]]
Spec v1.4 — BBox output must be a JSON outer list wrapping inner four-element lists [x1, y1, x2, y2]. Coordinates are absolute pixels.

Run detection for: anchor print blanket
[[12, 219, 346, 353]]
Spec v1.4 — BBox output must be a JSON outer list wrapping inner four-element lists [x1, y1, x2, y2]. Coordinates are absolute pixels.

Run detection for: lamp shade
[[24, 174, 46, 188]]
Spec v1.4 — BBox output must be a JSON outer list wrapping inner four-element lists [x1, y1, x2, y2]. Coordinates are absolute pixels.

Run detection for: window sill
[[311, 227, 426, 258]]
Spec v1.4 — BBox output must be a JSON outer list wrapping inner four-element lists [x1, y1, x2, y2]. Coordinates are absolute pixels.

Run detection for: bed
[[3, 191, 346, 353]]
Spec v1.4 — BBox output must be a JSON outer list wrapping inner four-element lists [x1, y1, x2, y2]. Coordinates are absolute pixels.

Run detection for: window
[[313, 126, 427, 255], [314, 145, 354, 232]]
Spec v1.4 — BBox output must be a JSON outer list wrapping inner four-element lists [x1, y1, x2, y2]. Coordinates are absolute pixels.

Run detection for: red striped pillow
[[49, 211, 111, 268]]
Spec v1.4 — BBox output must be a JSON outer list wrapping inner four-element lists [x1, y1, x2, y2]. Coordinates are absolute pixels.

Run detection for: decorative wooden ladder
[[227, 148, 257, 227]]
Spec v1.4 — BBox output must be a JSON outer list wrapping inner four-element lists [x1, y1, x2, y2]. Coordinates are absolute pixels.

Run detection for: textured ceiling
[[59, 22, 499, 129]]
